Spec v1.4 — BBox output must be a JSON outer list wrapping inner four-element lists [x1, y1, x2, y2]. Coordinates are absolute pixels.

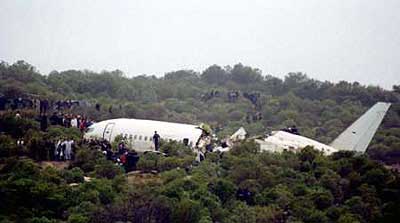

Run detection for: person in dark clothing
[[0, 96, 7, 110], [153, 131, 161, 151], [17, 98, 23, 109], [11, 98, 18, 110], [40, 115, 48, 131], [58, 113, 64, 126], [64, 114, 71, 128], [46, 140, 56, 161], [22, 98, 33, 108], [290, 125, 299, 135], [95, 103, 101, 111], [118, 142, 126, 155], [40, 99, 49, 116], [125, 151, 139, 172], [106, 148, 113, 161], [49, 112, 59, 125], [58, 141, 66, 161]]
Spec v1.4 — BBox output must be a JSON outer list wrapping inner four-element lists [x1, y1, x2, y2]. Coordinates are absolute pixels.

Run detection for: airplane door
[[103, 123, 115, 142]]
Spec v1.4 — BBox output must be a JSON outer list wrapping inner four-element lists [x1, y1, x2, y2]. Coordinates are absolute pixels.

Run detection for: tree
[[230, 63, 263, 85], [201, 65, 229, 85]]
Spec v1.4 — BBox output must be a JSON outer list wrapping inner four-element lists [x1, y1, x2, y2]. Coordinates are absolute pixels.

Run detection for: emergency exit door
[[103, 123, 115, 142]]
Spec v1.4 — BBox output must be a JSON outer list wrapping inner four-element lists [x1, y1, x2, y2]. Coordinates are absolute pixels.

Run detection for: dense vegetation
[[1, 60, 399, 160], [1, 60, 400, 222]]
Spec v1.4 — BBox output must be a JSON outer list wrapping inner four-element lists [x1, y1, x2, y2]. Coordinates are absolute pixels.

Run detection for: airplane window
[[129, 134, 132, 139], [139, 136, 142, 140], [149, 136, 152, 141], [134, 135, 137, 140], [144, 136, 148, 141]]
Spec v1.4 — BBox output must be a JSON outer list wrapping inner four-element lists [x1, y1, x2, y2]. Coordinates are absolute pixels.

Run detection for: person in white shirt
[[71, 117, 78, 128], [62, 139, 74, 160]]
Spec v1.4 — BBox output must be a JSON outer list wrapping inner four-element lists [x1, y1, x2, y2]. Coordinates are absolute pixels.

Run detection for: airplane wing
[[330, 102, 391, 152]]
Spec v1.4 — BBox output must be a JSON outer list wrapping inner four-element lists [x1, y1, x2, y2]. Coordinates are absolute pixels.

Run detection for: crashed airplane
[[84, 118, 206, 152], [252, 102, 391, 155], [84, 102, 391, 155]]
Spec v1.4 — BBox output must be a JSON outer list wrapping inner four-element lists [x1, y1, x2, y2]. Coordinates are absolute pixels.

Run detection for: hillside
[[1, 60, 400, 161], [1, 60, 400, 222]]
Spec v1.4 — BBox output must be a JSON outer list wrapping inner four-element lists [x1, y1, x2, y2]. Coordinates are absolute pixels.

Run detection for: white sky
[[1, 0, 399, 89]]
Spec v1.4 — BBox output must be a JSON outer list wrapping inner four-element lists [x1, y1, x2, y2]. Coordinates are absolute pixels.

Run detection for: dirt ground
[[39, 161, 70, 170], [126, 170, 163, 186]]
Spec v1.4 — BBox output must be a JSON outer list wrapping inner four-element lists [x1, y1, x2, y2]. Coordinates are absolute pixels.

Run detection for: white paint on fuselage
[[84, 118, 203, 152], [255, 131, 338, 155]]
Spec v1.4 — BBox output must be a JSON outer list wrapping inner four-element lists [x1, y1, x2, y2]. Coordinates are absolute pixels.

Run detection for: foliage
[[0, 60, 400, 222]]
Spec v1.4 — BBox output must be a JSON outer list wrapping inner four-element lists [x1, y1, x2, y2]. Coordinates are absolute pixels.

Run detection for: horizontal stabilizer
[[330, 102, 391, 152]]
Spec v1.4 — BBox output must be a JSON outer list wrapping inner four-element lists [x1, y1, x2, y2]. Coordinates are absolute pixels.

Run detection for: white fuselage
[[255, 131, 338, 155], [84, 118, 203, 152]]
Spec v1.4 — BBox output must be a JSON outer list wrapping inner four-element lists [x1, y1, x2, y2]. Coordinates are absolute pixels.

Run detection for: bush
[[71, 147, 103, 172], [46, 126, 81, 142], [160, 140, 194, 157], [136, 152, 160, 172], [230, 140, 260, 156], [0, 134, 18, 157], [67, 214, 89, 223], [29, 216, 57, 223], [93, 160, 124, 179], [208, 179, 237, 204], [0, 114, 39, 138], [63, 167, 84, 184]]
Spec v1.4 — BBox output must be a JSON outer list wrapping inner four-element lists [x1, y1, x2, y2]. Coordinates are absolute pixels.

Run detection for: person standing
[[40, 99, 49, 116], [49, 112, 59, 125], [40, 115, 48, 131], [71, 116, 78, 128], [55, 139, 62, 161], [63, 139, 74, 160], [152, 131, 161, 151]]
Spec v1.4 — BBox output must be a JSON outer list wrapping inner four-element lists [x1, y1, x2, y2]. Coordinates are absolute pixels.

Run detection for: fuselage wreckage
[[84, 102, 391, 155]]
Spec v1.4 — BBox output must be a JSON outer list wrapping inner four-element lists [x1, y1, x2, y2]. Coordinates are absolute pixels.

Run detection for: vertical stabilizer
[[330, 102, 391, 152]]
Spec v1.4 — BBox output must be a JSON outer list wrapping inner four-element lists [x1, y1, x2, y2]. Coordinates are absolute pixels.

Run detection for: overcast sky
[[1, 0, 399, 89]]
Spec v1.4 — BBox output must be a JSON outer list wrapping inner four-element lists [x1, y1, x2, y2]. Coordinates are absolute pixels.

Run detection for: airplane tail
[[330, 102, 391, 152]]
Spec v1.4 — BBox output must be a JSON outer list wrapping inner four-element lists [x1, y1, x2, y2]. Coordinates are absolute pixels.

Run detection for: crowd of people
[[16, 137, 77, 162], [200, 90, 261, 108], [54, 138, 75, 161], [227, 90, 240, 102], [35, 112, 94, 132], [0, 95, 90, 112], [201, 89, 221, 101], [86, 138, 140, 172], [246, 111, 263, 123]]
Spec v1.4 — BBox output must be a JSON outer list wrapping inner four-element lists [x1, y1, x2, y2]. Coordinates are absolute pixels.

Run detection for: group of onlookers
[[201, 90, 221, 101], [200, 90, 261, 106], [0, 95, 86, 112], [35, 112, 94, 132], [55, 138, 75, 161], [85, 138, 140, 172], [49, 112, 94, 131], [16, 137, 76, 162]]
